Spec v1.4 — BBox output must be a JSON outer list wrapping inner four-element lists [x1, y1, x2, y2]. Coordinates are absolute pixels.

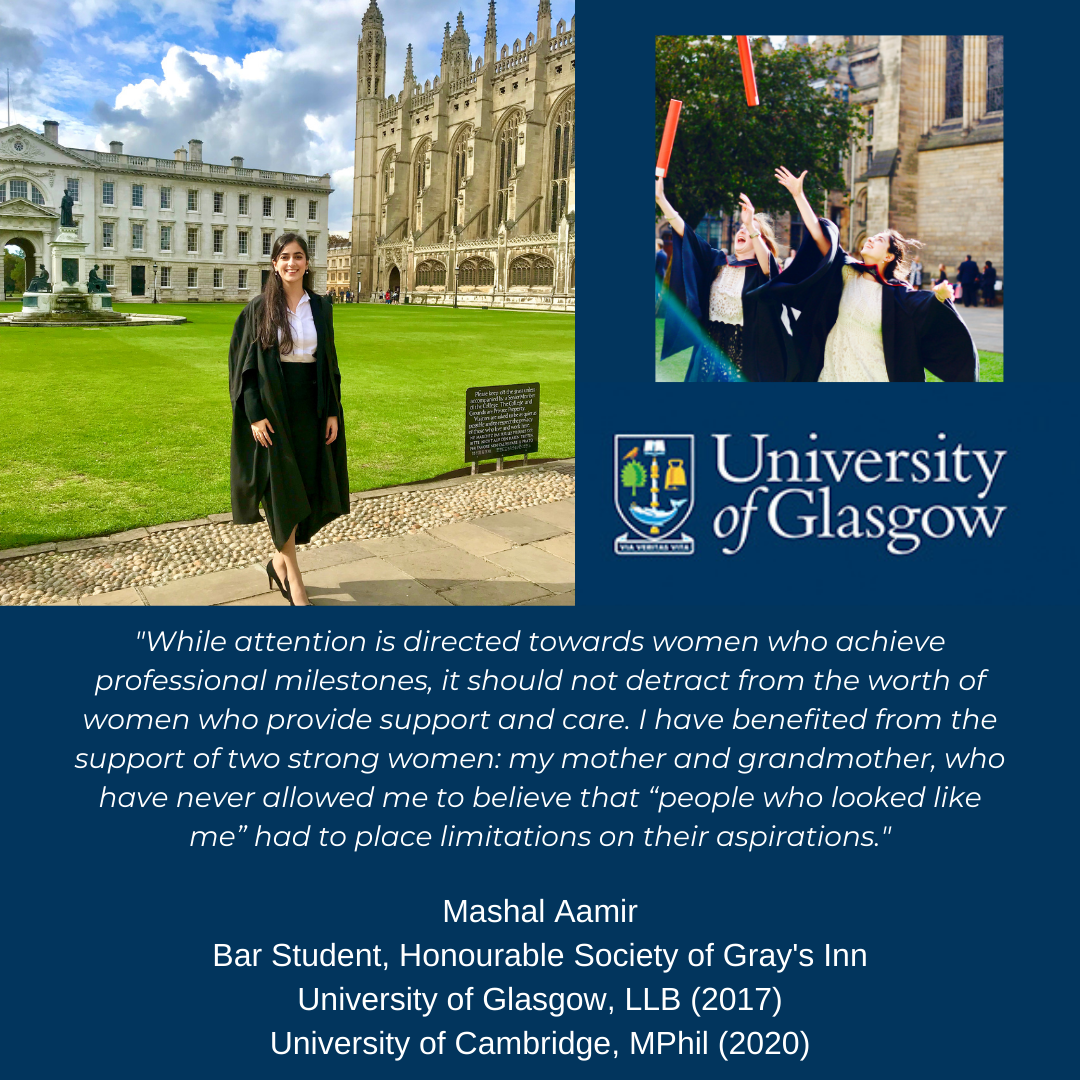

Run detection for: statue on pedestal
[[87, 265, 109, 293], [27, 265, 52, 293], [60, 188, 76, 228]]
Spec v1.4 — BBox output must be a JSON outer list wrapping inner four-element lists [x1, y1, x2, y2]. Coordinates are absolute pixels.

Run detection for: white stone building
[[351, 0, 575, 310], [0, 122, 332, 302]]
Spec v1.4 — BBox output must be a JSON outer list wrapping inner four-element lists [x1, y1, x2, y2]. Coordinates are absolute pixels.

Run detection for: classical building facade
[[327, 232, 353, 297], [0, 123, 331, 302], [350, 0, 575, 310]]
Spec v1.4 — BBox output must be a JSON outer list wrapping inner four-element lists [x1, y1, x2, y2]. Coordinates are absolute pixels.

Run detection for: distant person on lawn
[[228, 232, 349, 606]]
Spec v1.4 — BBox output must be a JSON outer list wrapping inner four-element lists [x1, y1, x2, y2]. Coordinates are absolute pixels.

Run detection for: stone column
[[921, 36, 946, 134], [963, 36, 987, 131], [556, 214, 570, 295]]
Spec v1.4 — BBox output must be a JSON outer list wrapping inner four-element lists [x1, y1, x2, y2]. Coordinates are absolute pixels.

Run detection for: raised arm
[[739, 193, 771, 275], [655, 175, 685, 237], [775, 167, 829, 257]]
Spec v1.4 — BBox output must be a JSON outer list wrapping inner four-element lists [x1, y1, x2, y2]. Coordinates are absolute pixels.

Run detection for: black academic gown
[[228, 290, 350, 548], [660, 226, 794, 382], [750, 218, 978, 382]]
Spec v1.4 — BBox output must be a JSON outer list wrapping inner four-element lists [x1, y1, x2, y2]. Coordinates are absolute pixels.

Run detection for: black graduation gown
[[228, 290, 350, 548], [751, 218, 978, 382], [659, 226, 794, 382]]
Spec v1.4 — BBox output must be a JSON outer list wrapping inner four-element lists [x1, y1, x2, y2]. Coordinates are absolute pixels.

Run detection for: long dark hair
[[258, 232, 313, 353], [880, 229, 922, 282]]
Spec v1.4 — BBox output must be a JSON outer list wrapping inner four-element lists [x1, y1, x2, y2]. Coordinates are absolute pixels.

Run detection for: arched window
[[495, 111, 522, 229], [549, 94, 574, 232], [986, 35, 1003, 112], [415, 143, 429, 198], [458, 256, 495, 287], [449, 127, 471, 227], [414, 139, 431, 231], [1, 179, 44, 204], [415, 260, 446, 287], [381, 152, 395, 200], [855, 188, 867, 227], [509, 254, 554, 287], [569, 258, 575, 290]]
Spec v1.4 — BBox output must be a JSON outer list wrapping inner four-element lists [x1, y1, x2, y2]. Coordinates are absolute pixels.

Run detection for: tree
[[656, 37, 865, 229], [4, 250, 26, 296], [621, 459, 647, 496]]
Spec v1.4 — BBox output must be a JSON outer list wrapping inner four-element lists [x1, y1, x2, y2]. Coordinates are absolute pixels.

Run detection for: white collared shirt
[[278, 291, 317, 362]]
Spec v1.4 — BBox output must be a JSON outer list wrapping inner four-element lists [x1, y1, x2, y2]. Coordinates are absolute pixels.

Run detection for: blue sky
[[1, 0, 565, 232]]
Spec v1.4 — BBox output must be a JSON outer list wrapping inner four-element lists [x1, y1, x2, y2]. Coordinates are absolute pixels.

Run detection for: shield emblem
[[614, 435, 695, 554]]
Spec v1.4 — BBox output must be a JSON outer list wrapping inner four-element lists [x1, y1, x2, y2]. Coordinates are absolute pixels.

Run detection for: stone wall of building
[[916, 140, 1003, 275], [0, 124, 331, 303], [351, 0, 575, 310]]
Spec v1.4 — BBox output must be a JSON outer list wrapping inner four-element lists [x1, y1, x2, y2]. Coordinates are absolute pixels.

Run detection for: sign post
[[465, 382, 540, 473]]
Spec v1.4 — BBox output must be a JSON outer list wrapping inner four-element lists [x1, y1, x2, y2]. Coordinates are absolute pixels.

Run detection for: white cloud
[[85, 32, 164, 61], [9, 0, 571, 234]]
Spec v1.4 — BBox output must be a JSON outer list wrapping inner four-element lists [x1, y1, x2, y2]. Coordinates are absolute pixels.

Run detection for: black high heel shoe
[[266, 559, 294, 605]]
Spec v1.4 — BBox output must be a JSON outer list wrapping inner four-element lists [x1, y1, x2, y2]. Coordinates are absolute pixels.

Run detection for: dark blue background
[[4, 11, 1076, 1079], [3, 605, 1073, 1076]]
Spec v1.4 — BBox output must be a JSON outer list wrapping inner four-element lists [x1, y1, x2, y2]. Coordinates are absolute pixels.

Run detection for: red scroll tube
[[656, 99, 683, 177], [737, 36, 760, 107]]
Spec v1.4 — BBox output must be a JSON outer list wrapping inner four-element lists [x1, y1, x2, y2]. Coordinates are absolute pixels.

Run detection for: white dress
[[818, 265, 889, 382], [708, 265, 746, 326]]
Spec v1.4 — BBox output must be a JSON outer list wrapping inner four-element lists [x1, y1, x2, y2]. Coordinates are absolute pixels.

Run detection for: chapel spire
[[484, 0, 497, 67], [536, 0, 551, 44]]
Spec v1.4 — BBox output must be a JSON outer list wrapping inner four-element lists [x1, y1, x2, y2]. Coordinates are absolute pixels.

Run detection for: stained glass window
[[496, 113, 521, 228], [945, 36, 964, 120], [986, 35, 1003, 112], [549, 95, 574, 232]]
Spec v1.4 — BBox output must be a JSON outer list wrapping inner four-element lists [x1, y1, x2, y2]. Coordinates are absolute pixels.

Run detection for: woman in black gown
[[759, 166, 977, 382], [228, 233, 350, 605], [655, 176, 792, 382]]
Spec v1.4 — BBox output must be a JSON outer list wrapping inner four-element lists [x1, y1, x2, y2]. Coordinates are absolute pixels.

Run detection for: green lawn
[[0, 302, 574, 548], [655, 319, 1003, 383]]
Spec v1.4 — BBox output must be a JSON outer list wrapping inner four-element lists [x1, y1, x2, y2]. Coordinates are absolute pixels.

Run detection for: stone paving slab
[[383, 546, 505, 592], [146, 518, 212, 534], [301, 559, 451, 607], [108, 527, 150, 544], [0, 542, 56, 561], [296, 541, 375, 572], [439, 576, 553, 607], [141, 565, 270, 606], [519, 590, 576, 606], [78, 587, 146, 606], [428, 521, 514, 557], [220, 591, 291, 607], [532, 533, 576, 564], [517, 499, 576, 532], [57, 537, 112, 553], [360, 533, 453, 558], [486, 546, 575, 591], [471, 511, 565, 544]]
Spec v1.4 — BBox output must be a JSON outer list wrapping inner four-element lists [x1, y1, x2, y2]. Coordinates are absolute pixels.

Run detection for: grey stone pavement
[[57, 498, 575, 607], [954, 303, 1002, 353]]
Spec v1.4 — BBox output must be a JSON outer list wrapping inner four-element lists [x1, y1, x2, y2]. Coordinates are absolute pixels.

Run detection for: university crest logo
[[613, 435, 695, 555]]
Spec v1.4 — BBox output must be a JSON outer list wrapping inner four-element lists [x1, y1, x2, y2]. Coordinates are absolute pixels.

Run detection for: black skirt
[[685, 321, 746, 382], [265, 362, 320, 547]]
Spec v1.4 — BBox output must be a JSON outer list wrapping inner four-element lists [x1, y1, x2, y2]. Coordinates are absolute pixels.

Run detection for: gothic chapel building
[[351, 0, 574, 309]]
